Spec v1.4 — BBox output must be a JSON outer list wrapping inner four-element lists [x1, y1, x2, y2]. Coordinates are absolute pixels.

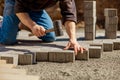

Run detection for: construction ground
[[0, 28, 120, 80]]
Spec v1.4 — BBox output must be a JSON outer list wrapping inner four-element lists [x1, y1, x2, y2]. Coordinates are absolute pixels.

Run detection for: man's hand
[[31, 24, 46, 37], [64, 21, 86, 55], [64, 40, 86, 55], [16, 13, 46, 37], [19, 22, 46, 37]]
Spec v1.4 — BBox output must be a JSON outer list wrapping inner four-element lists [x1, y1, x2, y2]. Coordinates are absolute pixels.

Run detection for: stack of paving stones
[[84, 1, 96, 40], [104, 8, 118, 39]]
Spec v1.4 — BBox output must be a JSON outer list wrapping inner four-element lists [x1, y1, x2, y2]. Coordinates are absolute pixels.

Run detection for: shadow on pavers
[[95, 36, 106, 39], [78, 36, 106, 40], [17, 39, 65, 49], [0, 44, 32, 53], [0, 40, 65, 52]]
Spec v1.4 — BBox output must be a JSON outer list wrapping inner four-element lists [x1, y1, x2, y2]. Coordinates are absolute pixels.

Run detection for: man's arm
[[15, 0, 45, 37], [16, 13, 45, 37], [64, 21, 85, 54], [64, 21, 76, 41], [59, 0, 86, 54], [59, 0, 77, 24], [16, 13, 36, 30]]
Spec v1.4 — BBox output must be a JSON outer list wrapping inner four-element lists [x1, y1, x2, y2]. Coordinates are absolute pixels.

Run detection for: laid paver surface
[[1, 28, 120, 53], [1, 28, 120, 80]]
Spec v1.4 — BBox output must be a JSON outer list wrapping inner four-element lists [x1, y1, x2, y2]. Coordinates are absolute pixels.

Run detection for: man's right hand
[[31, 24, 46, 37], [16, 13, 46, 37]]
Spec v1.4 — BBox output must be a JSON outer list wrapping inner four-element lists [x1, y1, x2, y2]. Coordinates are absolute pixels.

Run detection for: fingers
[[37, 28, 45, 37], [33, 30, 40, 37], [84, 47, 87, 50], [64, 42, 71, 50], [39, 26, 46, 36], [64, 42, 86, 55], [74, 46, 82, 55], [32, 25, 46, 37], [80, 47, 84, 54], [74, 45, 78, 55], [74, 46, 86, 55]]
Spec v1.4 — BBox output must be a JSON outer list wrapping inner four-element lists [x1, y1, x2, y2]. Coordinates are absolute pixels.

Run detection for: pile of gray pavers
[[84, 1, 96, 40], [0, 40, 120, 65], [84, 1, 118, 39], [104, 8, 118, 39]]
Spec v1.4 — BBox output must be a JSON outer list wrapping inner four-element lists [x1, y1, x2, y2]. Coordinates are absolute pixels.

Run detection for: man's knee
[[38, 32, 56, 42], [0, 30, 18, 45], [0, 17, 19, 45], [0, 39, 18, 45], [42, 36, 56, 42]]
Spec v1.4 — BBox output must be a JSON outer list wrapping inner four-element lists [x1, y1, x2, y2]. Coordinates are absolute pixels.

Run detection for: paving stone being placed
[[113, 41, 120, 50], [18, 52, 36, 65], [104, 8, 118, 17], [0, 54, 18, 66], [76, 50, 89, 60], [103, 42, 113, 52], [89, 46, 102, 58], [36, 52, 48, 61], [49, 51, 75, 63]]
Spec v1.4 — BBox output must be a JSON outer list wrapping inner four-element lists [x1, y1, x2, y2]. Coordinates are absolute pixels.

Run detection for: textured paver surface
[[1, 28, 120, 80]]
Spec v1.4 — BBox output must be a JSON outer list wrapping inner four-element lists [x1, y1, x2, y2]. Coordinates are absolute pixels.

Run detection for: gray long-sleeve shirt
[[15, 0, 77, 24]]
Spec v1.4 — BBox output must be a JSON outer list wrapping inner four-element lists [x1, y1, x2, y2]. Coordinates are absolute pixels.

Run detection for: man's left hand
[[64, 40, 86, 55]]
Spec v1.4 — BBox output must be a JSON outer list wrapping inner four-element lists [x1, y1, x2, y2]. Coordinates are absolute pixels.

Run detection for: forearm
[[16, 13, 36, 29], [64, 21, 77, 42]]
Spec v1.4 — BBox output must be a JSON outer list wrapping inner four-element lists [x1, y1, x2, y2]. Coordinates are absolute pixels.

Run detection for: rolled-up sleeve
[[14, 0, 27, 13], [59, 0, 77, 24]]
